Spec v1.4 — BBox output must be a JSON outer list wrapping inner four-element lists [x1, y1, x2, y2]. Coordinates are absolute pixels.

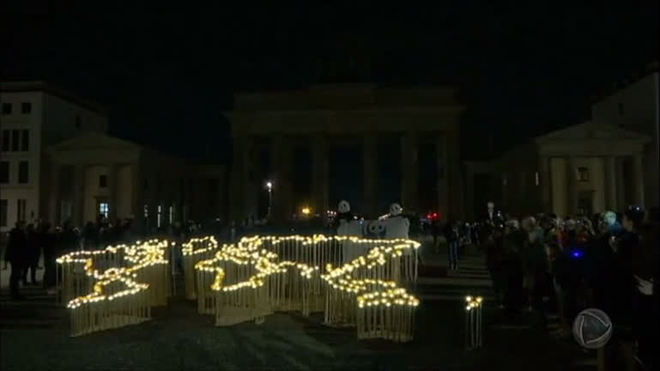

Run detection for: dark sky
[[2, 1, 658, 162]]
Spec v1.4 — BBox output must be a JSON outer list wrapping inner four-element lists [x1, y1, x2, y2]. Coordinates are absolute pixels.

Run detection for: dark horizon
[[2, 1, 658, 162]]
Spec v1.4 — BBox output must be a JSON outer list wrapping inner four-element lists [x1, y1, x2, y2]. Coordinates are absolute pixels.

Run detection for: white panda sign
[[335, 200, 361, 237], [365, 219, 387, 239], [384, 203, 410, 239], [335, 200, 363, 263]]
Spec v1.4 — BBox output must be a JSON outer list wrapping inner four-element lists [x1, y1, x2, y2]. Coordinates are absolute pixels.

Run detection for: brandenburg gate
[[227, 84, 464, 222]]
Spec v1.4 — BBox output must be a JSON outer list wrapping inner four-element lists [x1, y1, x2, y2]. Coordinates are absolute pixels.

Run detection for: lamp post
[[266, 181, 273, 220]]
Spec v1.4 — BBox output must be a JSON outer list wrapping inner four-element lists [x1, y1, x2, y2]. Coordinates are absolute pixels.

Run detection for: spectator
[[521, 216, 548, 312], [23, 223, 40, 285], [502, 219, 525, 310], [83, 221, 98, 250], [4, 221, 27, 299], [444, 219, 459, 271], [59, 220, 80, 254], [40, 222, 58, 292], [631, 207, 658, 369]]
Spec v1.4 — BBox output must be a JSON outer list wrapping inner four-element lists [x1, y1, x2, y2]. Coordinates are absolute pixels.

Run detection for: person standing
[[4, 221, 28, 299], [60, 220, 80, 254], [23, 223, 40, 285], [444, 219, 459, 271], [40, 222, 58, 292], [521, 216, 547, 312], [82, 221, 97, 250], [431, 219, 441, 253]]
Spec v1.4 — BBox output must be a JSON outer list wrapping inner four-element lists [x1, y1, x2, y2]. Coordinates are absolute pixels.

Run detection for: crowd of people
[[463, 204, 658, 369], [1, 214, 234, 300], [3, 219, 78, 299]]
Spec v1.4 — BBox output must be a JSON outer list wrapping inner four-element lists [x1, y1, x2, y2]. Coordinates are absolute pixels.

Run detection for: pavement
[[0, 237, 596, 371]]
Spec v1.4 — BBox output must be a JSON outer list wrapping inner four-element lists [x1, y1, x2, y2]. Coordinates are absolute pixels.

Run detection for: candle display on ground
[[59, 235, 421, 342], [465, 295, 483, 350], [57, 240, 171, 336], [193, 235, 420, 342]]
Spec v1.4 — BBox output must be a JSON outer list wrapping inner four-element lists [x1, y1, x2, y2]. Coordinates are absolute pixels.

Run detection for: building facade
[[228, 84, 464, 222], [591, 71, 659, 208], [481, 122, 649, 217], [46, 133, 226, 231], [0, 81, 108, 232]]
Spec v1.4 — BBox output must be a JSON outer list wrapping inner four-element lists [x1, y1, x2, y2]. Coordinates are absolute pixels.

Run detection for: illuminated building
[[227, 84, 465, 221], [0, 81, 107, 231]]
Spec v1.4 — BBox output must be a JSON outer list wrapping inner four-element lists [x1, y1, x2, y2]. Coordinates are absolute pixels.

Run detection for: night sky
[[2, 1, 658, 162]]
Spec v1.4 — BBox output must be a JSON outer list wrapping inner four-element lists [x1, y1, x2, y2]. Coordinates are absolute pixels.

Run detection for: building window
[[535, 171, 540, 186], [157, 205, 162, 228], [75, 115, 82, 129], [17, 199, 26, 222], [0, 161, 8, 183], [0, 199, 7, 227], [577, 167, 589, 182], [21, 130, 29, 151], [21, 102, 31, 114], [1, 130, 9, 151], [2, 103, 12, 115], [98, 202, 109, 218], [18, 161, 29, 184], [11, 130, 20, 151], [99, 175, 108, 188]]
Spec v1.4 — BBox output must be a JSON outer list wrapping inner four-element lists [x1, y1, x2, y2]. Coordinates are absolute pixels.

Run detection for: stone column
[[566, 157, 576, 216], [633, 153, 645, 206], [436, 135, 449, 217], [464, 164, 475, 220], [363, 134, 378, 217], [242, 136, 257, 220], [230, 134, 246, 222], [401, 132, 419, 212], [605, 156, 617, 210], [271, 135, 292, 222], [130, 163, 139, 220], [539, 155, 551, 213], [312, 135, 329, 219], [445, 130, 462, 218], [109, 164, 119, 221], [615, 157, 626, 208], [48, 162, 61, 225], [73, 164, 85, 227]]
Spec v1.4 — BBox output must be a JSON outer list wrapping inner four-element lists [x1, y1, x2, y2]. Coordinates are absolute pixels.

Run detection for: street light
[[265, 181, 273, 219]]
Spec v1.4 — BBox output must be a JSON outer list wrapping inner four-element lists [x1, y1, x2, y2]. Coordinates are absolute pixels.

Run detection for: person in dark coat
[[59, 220, 80, 254], [444, 219, 460, 270], [82, 221, 97, 250], [23, 223, 40, 285], [4, 221, 27, 299], [40, 222, 58, 291]]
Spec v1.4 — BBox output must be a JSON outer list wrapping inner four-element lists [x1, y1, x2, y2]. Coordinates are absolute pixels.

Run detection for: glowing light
[[301, 207, 311, 215], [59, 234, 421, 342], [465, 296, 483, 311]]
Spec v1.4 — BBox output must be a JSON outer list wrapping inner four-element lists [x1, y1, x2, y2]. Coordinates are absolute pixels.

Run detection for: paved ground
[[0, 239, 594, 371]]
